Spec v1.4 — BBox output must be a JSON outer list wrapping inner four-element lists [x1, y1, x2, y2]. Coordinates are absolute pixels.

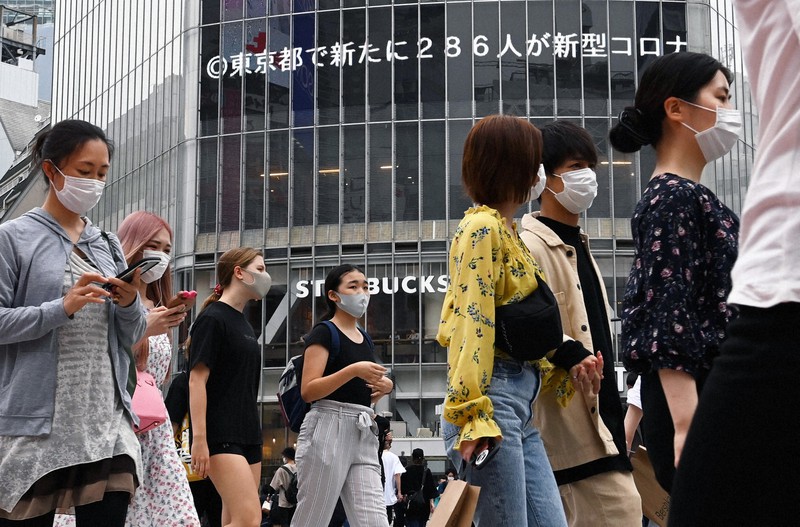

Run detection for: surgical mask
[[529, 164, 547, 200], [447, 476, 455, 481], [241, 269, 272, 297], [546, 168, 598, 214], [140, 250, 171, 284], [335, 292, 370, 318], [50, 163, 105, 215], [680, 100, 742, 162]]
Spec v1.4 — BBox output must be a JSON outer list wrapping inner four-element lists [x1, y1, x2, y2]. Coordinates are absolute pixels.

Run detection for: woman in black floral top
[[609, 52, 740, 492]]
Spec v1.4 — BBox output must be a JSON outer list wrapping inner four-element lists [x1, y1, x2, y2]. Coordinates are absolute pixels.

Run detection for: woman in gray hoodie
[[0, 120, 147, 526]]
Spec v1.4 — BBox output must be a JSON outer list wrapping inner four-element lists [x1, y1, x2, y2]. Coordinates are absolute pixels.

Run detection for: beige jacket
[[519, 212, 618, 471]]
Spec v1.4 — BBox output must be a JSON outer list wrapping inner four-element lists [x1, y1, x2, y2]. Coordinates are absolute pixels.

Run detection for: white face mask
[[546, 168, 598, 214], [680, 100, 742, 162], [241, 269, 272, 298], [50, 163, 105, 215], [335, 292, 370, 318], [447, 476, 455, 481], [529, 164, 547, 201], [140, 250, 171, 284]]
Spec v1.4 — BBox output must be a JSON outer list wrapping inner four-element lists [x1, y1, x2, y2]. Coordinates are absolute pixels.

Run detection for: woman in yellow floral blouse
[[437, 115, 568, 527]]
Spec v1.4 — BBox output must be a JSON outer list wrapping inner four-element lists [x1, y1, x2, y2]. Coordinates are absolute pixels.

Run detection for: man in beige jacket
[[520, 121, 641, 526]]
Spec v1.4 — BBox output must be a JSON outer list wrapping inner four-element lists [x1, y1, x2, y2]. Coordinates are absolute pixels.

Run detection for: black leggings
[[0, 491, 129, 527], [670, 303, 800, 526]]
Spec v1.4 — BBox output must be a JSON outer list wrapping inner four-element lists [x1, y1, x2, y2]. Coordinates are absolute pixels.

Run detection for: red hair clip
[[213, 283, 223, 296]]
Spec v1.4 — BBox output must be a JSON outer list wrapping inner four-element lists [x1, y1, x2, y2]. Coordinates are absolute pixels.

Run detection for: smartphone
[[166, 290, 197, 312], [102, 257, 161, 291], [471, 438, 500, 470]]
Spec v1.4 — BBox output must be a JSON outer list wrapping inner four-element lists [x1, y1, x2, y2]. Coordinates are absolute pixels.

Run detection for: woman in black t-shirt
[[188, 247, 272, 527], [292, 265, 394, 527]]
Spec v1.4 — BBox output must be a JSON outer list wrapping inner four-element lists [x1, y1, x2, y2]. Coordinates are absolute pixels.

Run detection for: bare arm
[[395, 473, 402, 500], [300, 344, 386, 402], [624, 404, 643, 453], [658, 368, 698, 467], [189, 364, 211, 478]]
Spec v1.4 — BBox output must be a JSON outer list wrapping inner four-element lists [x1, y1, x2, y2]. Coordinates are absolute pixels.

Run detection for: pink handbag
[[132, 370, 168, 434]]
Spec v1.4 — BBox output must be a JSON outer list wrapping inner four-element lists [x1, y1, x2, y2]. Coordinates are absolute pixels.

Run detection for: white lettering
[[445, 36, 461, 58], [296, 280, 309, 298], [401, 276, 417, 293], [418, 37, 433, 59], [367, 277, 380, 295], [382, 277, 399, 294], [314, 279, 325, 298], [473, 35, 489, 57], [437, 275, 450, 293], [420, 275, 436, 293]]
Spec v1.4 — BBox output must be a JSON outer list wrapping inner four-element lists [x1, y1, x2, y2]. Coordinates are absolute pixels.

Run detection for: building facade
[[51, 0, 755, 467]]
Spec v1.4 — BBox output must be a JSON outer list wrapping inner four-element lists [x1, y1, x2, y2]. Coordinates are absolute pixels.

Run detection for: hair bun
[[609, 107, 652, 153]]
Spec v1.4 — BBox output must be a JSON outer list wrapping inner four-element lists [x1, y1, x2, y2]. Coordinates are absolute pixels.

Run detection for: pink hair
[[117, 211, 175, 372]]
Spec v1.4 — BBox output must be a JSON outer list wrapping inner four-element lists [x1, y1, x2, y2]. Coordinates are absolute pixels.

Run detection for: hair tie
[[617, 108, 652, 146], [214, 284, 223, 296]]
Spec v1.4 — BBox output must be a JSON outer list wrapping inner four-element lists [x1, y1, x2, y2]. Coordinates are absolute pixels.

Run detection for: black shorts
[[208, 442, 262, 465]]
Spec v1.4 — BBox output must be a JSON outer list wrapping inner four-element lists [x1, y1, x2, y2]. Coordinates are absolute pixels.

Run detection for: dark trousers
[[670, 303, 800, 526], [640, 368, 706, 492], [189, 479, 222, 527]]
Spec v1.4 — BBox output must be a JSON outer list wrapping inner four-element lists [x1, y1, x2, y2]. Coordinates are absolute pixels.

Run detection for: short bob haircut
[[462, 115, 542, 205], [540, 121, 598, 176]]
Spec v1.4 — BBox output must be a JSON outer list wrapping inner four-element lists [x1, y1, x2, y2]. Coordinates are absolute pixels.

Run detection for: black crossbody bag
[[494, 277, 563, 361]]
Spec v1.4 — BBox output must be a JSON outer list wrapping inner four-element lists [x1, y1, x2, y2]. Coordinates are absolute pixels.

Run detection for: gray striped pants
[[291, 400, 389, 527]]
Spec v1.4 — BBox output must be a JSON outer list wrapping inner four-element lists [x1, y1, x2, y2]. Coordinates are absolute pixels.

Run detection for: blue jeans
[[442, 359, 567, 527]]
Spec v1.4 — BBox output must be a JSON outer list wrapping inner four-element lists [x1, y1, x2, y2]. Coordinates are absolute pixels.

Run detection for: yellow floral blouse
[[437, 206, 546, 450]]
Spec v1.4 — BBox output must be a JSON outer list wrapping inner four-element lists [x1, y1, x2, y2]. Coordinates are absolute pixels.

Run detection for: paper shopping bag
[[428, 479, 480, 527], [631, 446, 670, 527]]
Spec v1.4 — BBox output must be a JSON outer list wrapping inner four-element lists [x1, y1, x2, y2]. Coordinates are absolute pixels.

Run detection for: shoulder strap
[[279, 465, 293, 477], [320, 320, 341, 358]]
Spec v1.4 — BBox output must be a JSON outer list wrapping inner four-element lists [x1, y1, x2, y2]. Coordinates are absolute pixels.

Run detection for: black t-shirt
[[189, 301, 262, 445], [538, 217, 633, 481], [303, 322, 374, 407], [165, 370, 189, 425]]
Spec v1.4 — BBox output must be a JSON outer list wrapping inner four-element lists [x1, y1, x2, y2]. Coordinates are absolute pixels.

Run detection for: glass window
[[292, 14, 316, 127], [635, 1, 660, 74], [264, 265, 290, 367], [473, 2, 500, 117], [317, 10, 340, 126], [396, 122, 419, 222], [343, 125, 366, 223], [202, 0, 221, 25], [446, 3, 473, 119], [419, 4, 446, 119], [244, 18, 267, 132], [582, 1, 610, 117], [293, 128, 314, 226], [317, 126, 340, 225], [223, 0, 243, 21], [220, 22, 244, 133], [244, 133, 266, 230], [268, 130, 290, 228], [368, 7, 392, 122], [247, 0, 267, 18], [369, 123, 392, 223], [448, 120, 472, 220], [269, 0, 292, 16], [342, 9, 367, 123], [198, 138, 218, 234], [220, 135, 242, 232], [268, 17, 291, 128], [609, 1, 636, 116], [500, 1, 527, 116], [294, 0, 315, 14], [393, 5, 418, 121], [422, 120, 446, 221], [583, 119, 611, 219], [555, 0, 581, 116]]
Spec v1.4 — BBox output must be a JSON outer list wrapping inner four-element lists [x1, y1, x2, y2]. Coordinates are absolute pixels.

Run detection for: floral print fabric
[[622, 173, 739, 375], [437, 206, 545, 449]]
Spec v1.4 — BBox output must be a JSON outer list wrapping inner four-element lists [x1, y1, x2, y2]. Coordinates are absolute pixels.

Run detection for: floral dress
[[621, 173, 739, 375], [55, 332, 200, 527]]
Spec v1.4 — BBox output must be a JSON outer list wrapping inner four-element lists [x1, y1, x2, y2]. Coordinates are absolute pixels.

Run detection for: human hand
[[367, 375, 393, 398], [63, 272, 111, 316], [569, 350, 604, 394], [146, 305, 187, 336], [352, 361, 387, 385], [458, 436, 502, 465], [191, 438, 210, 479], [105, 269, 141, 307]]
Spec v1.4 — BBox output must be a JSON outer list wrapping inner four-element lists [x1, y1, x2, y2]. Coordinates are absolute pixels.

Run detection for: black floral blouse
[[622, 173, 739, 375]]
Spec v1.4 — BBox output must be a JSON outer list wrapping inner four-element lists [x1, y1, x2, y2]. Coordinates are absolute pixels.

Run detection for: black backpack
[[280, 465, 299, 505]]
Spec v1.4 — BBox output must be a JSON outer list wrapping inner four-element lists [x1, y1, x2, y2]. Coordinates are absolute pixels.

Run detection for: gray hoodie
[[0, 208, 146, 436]]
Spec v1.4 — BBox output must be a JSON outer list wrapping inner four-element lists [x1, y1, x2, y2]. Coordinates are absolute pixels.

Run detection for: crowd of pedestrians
[[1, 1, 797, 525]]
